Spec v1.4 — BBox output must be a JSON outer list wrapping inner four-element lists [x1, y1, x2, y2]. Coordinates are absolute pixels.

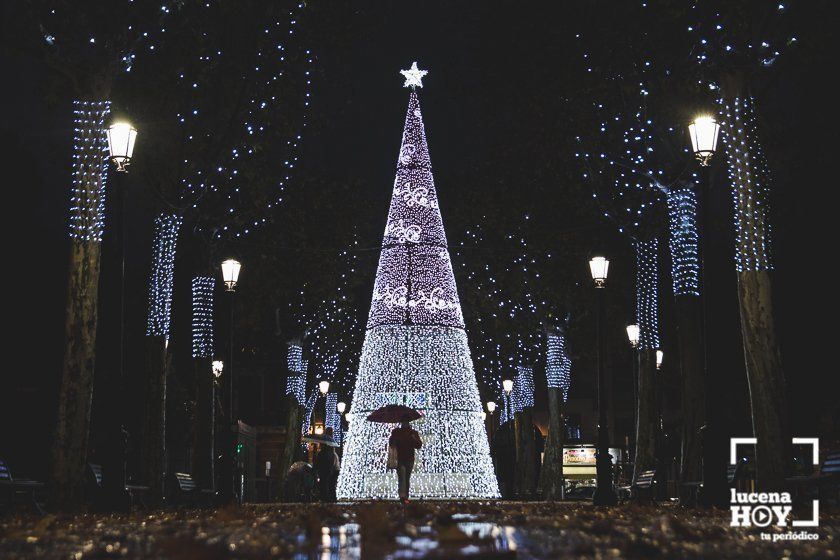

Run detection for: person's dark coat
[[389, 425, 422, 463]]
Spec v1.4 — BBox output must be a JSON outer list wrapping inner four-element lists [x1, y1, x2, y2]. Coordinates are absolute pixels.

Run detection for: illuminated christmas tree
[[336, 63, 499, 499]]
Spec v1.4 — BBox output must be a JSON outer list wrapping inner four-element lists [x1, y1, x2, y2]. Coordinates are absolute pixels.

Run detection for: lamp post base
[[593, 450, 618, 506]]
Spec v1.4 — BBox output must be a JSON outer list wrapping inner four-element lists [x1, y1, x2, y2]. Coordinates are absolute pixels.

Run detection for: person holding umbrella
[[366, 403, 423, 503], [389, 418, 422, 503]]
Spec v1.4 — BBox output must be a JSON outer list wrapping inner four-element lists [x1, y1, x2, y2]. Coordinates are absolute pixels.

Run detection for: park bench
[[680, 460, 743, 505], [0, 458, 46, 514], [787, 450, 840, 504], [169, 472, 215, 506], [632, 469, 657, 501], [87, 463, 150, 510]]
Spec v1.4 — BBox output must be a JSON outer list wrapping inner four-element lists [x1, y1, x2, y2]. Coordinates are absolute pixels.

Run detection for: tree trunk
[[719, 76, 789, 492], [514, 408, 536, 498], [52, 240, 102, 508], [277, 395, 303, 500], [675, 296, 705, 499], [633, 349, 657, 483], [538, 388, 565, 500], [738, 270, 788, 491], [142, 336, 168, 503], [191, 358, 213, 490]]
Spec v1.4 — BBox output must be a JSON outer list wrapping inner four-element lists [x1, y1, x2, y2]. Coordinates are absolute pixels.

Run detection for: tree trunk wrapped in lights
[[633, 238, 660, 484], [718, 83, 788, 492], [142, 214, 182, 503], [52, 100, 111, 508], [513, 366, 536, 498], [539, 330, 571, 500], [666, 187, 705, 499], [336, 77, 499, 500], [190, 276, 216, 491]]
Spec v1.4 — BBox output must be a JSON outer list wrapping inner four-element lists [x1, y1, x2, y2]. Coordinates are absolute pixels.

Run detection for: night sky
[[1, 1, 835, 478]]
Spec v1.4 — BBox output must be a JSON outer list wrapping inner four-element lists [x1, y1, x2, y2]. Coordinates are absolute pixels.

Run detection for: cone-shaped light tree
[[336, 64, 499, 500]]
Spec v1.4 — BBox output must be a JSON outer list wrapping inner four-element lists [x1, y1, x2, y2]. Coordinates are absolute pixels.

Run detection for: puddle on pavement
[[296, 519, 519, 559]]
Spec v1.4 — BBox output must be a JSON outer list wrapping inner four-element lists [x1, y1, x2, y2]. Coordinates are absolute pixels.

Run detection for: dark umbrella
[[301, 434, 339, 447], [366, 404, 423, 423]]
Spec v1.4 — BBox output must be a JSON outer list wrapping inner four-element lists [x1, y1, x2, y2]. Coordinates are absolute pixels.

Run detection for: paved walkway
[[1, 501, 836, 558]]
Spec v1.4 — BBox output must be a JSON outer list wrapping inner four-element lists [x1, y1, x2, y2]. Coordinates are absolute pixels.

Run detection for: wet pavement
[[1, 501, 837, 559]]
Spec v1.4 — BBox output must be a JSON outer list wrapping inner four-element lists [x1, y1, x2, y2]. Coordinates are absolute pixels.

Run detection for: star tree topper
[[400, 61, 428, 89]]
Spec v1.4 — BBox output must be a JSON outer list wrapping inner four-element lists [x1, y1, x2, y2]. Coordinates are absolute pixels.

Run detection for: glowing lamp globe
[[502, 379, 514, 394], [486, 401, 497, 413], [656, 349, 664, 370], [480, 412, 487, 421], [319, 380, 330, 395], [626, 324, 640, 348], [314, 424, 324, 435], [211, 360, 224, 378], [337, 401, 347, 414], [688, 115, 720, 166], [107, 122, 137, 172], [589, 256, 609, 288], [220, 259, 241, 291]]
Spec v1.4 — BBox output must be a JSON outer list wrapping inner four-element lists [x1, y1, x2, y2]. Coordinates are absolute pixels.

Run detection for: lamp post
[[590, 256, 617, 506], [688, 114, 724, 506], [319, 380, 330, 395], [486, 401, 497, 445], [626, 324, 640, 472], [336, 401, 347, 448], [211, 360, 224, 493], [103, 121, 137, 509], [220, 258, 241, 503], [502, 379, 514, 424]]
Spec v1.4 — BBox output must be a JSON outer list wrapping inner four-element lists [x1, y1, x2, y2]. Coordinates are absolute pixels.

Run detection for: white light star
[[400, 61, 428, 89]]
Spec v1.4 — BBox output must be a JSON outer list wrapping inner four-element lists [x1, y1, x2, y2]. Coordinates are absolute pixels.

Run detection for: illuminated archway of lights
[[287, 240, 363, 400], [455, 220, 558, 408], [337, 78, 498, 500], [174, 2, 315, 239]]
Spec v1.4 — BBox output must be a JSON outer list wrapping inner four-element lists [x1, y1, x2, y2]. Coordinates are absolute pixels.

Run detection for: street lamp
[[626, 324, 641, 473], [337, 401, 347, 415], [221, 259, 242, 292], [220, 258, 241, 503], [626, 324, 640, 348], [107, 122, 137, 172], [102, 120, 139, 507], [590, 256, 618, 505], [502, 379, 514, 424], [210, 360, 224, 493], [656, 349, 664, 370], [688, 115, 720, 167], [319, 380, 330, 395], [487, 401, 497, 414], [589, 256, 609, 288]]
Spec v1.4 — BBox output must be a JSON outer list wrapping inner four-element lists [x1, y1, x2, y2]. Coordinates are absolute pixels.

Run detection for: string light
[[191, 276, 215, 358], [325, 392, 341, 445], [718, 95, 773, 272], [666, 187, 701, 295], [546, 332, 572, 402], [285, 343, 306, 404], [635, 239, 660, 350], [337, 75, 499, 500], [511, 365, 535, 413], [176, 3, 315, 239], [146, 214, 182, 338], [69, 101, 111, 242]]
